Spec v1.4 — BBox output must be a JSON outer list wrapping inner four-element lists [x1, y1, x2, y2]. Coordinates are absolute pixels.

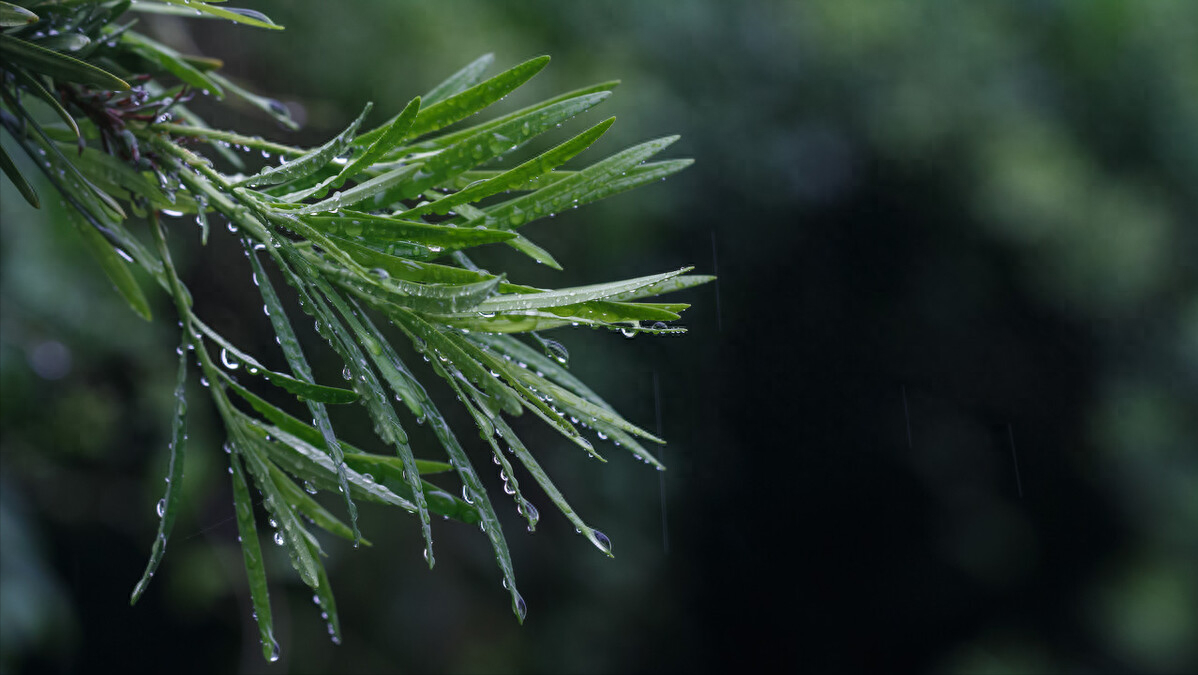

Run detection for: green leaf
[[381, 347, 527, 621], [326, 298, 436, 566], [237, 103, 372, 187], [403, 80, 621, 154], [332, 96, 421, 188], [228, 449, 279, 663], [311, 236, 505, 314], [122, 31, 225, 96], [357, 55, 551, 147], [236, 426, 323, 589], [9, 67, 80, 141], [606, 274, 716, 301], [130, 346, 188, 604], [293, 163, 419, 214], [71, 146, 181, 210], [389, 307, 525, 416], [0, 2, 38, 27], [205, 71, 298, 130], [492, 415, 612, 556], [0, 144, 39, 208], [248, 247, 362, 543], [0, 35, 129, 90], [138, 1, 284, 31], [470, 333, 612, 411], [459, 334, 601, 459], [247, 419, 419, 512], [471, 136, 681, 231], [265, 460, 366, 545], [399, 117, 615, 220], [302, 211, 516, 252], [475, 267, 691, 313], [192, 319, 359, 404], [422, 53, 494, 105], [391, 92, 611, 203], [62, 206, 152, 321]]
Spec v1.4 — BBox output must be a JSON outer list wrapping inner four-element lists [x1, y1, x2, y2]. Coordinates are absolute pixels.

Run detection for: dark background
[[2, 1, 1196, 673]]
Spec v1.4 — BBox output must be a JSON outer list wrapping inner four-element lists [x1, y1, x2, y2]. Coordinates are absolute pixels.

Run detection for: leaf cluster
[[1, 0, 710, 661]]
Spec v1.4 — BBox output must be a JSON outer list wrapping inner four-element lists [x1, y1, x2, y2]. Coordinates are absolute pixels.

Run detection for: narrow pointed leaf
[[228, 450, 279, 663], [122, 31, 225, 96], [476, 267, 690, 313], [248, 247, 361, 543], [62, 206, 152, 321], [304, 211, 515, 250], [358, 55, 549, 147], [471, 136, 680, 231], [237, 427, 323, 589], [492, 415, 613, 556], [264, 459, 366, 546], [206, 71, 297, 129], [400, 117, 615, 219], [394, 355, 526, 621], [0, 144, 39, 208], [145, 1, 283, 30], [333, 96, 420, 187], [130, 347, 187, 603], [393, 92, 610, 203], [402, 80, 620, 154], [193, 319, 358, 404], [0, 35, 130, 89], [605, 274, 716, 301], [293, 163, 419, 214], [9, 67, 79, 140], [422, 53, 494, 105], [237, 104, 372, 187], [0, 2, 38, 27]]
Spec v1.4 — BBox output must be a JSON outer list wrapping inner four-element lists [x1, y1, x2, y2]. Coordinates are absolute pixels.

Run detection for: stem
[[151, 122, 303, 159]]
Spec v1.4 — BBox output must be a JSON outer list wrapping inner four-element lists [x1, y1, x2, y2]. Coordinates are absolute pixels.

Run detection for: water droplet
[[652, 321, 668, 330], [342, 366, 352, 380], [269, 639, 280, 662], [515, 593, 527, 621], [220, 348, 239, 370], [274, 532, 285, 546], [591, 530, 612, 554], [156, 498, 166, 517], [462, 486, 474, 504], [303, 481, 317, 495]]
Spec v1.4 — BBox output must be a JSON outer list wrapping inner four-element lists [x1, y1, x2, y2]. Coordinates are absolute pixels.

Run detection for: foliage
[[0, 0, 709, 661]]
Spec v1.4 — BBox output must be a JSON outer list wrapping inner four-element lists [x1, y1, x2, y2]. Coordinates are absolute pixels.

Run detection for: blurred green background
[[2, 1, 1197, 672]]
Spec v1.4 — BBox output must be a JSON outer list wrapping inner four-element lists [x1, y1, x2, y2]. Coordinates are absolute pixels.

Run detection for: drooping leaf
[[130, 345, 188, 603], [62, 205, 152, 321], [248, 246, 362, 543], [194, 318, 359, 404], [228, 449, 279, 663]]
